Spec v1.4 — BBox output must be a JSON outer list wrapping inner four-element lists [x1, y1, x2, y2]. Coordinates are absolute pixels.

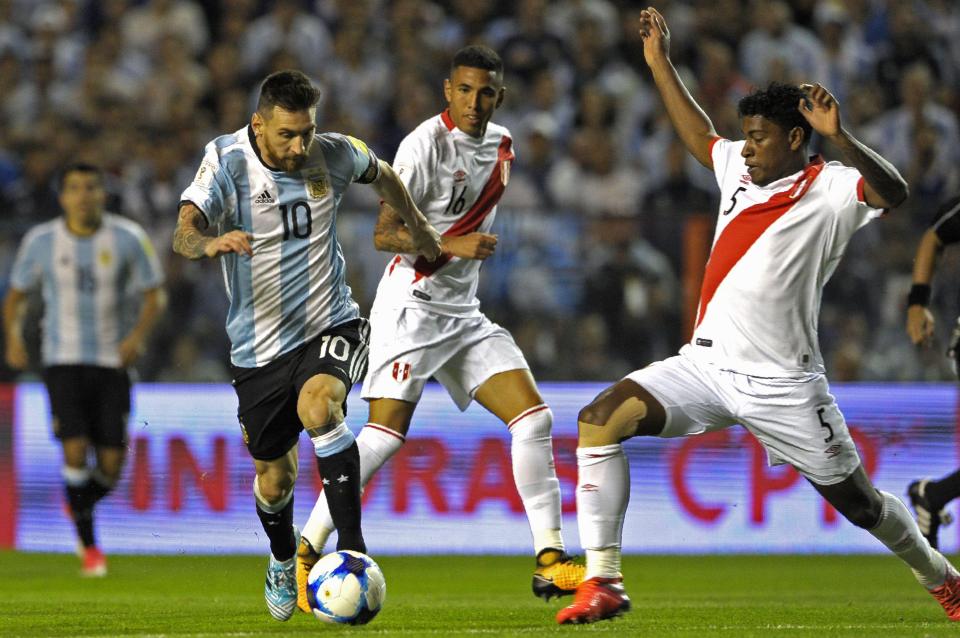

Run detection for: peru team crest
[[392, 361, 411, 383]]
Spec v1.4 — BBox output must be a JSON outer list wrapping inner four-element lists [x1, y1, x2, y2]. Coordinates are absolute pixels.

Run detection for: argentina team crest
[[303, 167, 328, 199]]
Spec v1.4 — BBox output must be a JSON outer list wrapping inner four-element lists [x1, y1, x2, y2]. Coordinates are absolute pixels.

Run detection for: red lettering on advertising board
[[131, 436, 151, 510], [391, 437, 449, 513], [749, 436, 800, 525], [0, 384, 15, 548], [168, 436, 228, 511], [464, 438, 523, 513], [670, 430, 730, 523]]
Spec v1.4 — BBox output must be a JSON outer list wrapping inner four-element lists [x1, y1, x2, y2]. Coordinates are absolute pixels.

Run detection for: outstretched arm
[[173, 202, 253, 260], [640, 7, 717, 169], [371, 160, 442, 260], [906, 229, 942, 346], [798, 83, 909, 210]]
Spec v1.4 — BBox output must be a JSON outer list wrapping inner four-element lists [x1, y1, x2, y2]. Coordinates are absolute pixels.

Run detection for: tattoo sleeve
[[831, 130, 908, 208], [373, 203, 418, 253], [173, 204, 213, 259]]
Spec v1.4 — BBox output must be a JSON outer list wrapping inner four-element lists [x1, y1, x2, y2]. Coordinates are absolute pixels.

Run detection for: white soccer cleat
[[264, 526, 300, 621]]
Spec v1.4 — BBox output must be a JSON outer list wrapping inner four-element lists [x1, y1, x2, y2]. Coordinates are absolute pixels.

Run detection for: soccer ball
[[306, 550, 386, 625]]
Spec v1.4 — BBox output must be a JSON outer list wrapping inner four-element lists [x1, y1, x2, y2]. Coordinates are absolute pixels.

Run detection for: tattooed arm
[[173, 202, 252, 259], [373, 202, 416, 253], [373, 202, 497, 259]]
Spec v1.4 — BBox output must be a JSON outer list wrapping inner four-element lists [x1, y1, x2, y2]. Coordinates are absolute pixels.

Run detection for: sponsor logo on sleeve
[[501, 159, 511, 186]]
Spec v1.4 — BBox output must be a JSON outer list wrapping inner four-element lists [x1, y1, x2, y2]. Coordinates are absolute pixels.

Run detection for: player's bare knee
[[256, 470, 296, 503], [299, 387, 342, 430]]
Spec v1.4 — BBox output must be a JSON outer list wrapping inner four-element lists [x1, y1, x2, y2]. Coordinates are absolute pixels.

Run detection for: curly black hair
[[737, 82, 812, 144]]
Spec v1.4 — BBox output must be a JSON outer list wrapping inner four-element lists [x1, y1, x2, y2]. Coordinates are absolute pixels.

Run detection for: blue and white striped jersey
[[9, 214, 164, 368], [180, 125, 375, 367]]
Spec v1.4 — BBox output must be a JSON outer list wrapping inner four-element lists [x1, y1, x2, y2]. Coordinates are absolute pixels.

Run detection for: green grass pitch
[[0, 552, 957, 637]]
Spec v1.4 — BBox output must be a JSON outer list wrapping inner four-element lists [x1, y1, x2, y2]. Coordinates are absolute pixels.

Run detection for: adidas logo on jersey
[[254, 190, 275, 204]]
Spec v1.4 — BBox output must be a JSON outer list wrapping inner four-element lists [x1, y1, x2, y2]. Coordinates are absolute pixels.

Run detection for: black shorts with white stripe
[[230, 318, 370, 460]]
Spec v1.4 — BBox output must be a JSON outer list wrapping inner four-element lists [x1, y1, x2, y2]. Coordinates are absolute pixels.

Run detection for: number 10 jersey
[[180, 125, 375, 367]]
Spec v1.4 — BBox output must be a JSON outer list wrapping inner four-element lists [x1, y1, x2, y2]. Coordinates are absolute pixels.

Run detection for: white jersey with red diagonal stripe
[[373, 111, 514, 317], [681, 137, 884, 378]]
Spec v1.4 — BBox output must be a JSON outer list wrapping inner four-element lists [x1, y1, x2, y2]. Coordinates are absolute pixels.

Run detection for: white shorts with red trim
[[361, 306, 529, 411], [625, 351, 861, 485]]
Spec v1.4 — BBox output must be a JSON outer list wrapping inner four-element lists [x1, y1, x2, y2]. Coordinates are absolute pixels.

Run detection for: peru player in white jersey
[[297, 45, 584, 611], [173, 70, 440, 622], [558, 7, 960, 625]]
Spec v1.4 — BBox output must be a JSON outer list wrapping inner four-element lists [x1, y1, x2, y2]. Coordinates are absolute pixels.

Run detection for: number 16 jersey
[[373, 110, 515, 317]]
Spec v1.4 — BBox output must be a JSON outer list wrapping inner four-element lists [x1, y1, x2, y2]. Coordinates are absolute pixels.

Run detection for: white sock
[[301, 423, 405, 551], [869, 490, 947, 589], [576, 444, 629, 580], [509, 405, 563, 555], [61, 465, 91, 487]]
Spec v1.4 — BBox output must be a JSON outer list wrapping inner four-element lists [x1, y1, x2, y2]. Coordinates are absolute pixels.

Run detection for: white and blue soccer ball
[[306, 550, 386, 625]]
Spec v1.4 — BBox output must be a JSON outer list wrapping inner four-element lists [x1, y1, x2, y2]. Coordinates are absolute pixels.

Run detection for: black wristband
[[908, 283, 932, 307]]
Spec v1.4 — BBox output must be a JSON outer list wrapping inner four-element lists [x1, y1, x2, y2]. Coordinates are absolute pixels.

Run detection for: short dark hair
[[451, 45, 503, 75], [58, 162, 103, 190], [256, 69, 322, 115], [737, 82, 812, 145]]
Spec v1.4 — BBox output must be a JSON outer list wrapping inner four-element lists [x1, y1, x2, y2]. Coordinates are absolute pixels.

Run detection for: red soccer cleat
[[81, 546, 107, 577], [556, 576, 631, 625], [931, 564, 960, 621]]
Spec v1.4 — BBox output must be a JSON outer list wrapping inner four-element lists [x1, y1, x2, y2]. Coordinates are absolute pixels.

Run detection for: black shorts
[[42, 365, 131, 447], [230, 318, 370, 461]]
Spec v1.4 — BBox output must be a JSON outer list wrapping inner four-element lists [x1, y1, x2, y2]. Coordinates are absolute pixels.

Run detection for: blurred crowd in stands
[[1, 0, 960, 384]]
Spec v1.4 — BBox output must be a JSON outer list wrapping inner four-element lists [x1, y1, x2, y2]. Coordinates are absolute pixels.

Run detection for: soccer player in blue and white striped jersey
[[173, 69, 441, 622], [4, 163, 166, 576]]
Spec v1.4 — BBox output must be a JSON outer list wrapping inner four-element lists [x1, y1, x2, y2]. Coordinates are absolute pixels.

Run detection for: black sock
[[315, 441, 366, 553], [255, 496, 296, 561], [927, 469, 960, 509], [87, 473, 113, 504], [65, 484, 96, 548]]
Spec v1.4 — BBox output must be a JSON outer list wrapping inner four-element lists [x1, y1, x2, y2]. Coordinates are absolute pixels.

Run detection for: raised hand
[[639, 6, 671, 64], [442, 232, 498, 260], [798, 83, 841, 138]]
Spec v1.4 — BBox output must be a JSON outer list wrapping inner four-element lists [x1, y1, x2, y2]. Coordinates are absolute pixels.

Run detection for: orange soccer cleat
[[81, 546, 107, 577], [296, 538, 320, 614], [555, 576, 631, 625], [931, 563, 960, 621]]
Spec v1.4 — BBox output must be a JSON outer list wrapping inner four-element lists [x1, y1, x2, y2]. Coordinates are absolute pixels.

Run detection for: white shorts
[[361, 306, 529, 410], [626, 352, 861, 485]]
